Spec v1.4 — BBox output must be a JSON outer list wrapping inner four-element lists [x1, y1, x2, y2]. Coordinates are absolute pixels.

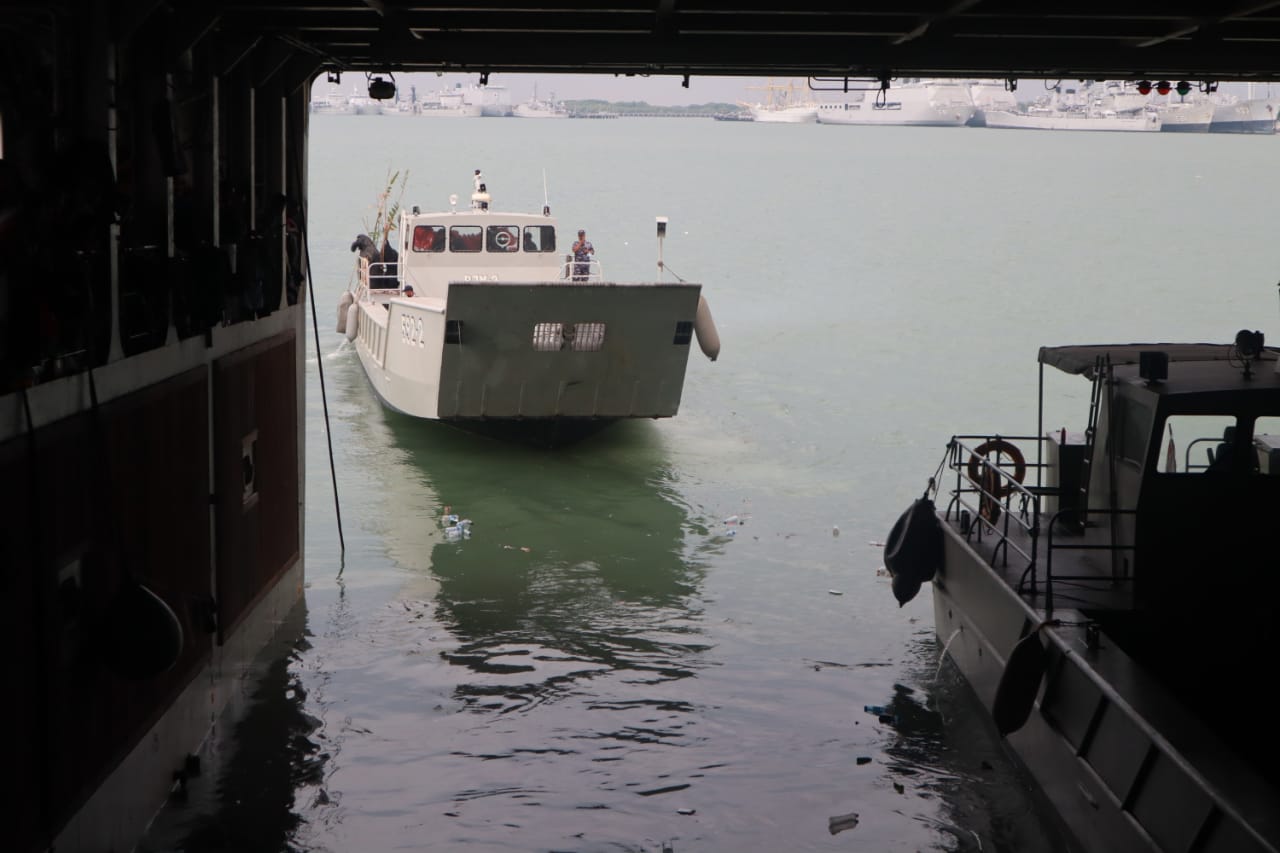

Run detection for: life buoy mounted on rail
[[965, 439, 1026, 499]]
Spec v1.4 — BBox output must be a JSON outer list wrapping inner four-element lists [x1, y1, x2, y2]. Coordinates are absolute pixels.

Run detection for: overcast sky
[[319, 72, 1274, 106]]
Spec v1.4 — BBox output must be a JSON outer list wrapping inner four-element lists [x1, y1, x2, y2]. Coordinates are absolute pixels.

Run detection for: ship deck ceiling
[[75, 3, 1280, 83]]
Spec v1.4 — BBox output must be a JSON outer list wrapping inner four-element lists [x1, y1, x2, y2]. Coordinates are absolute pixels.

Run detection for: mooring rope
[[300, 217, 346, 556]]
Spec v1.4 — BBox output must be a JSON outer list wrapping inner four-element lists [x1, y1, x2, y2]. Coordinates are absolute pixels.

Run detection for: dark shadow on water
[[136, 600, 323, 853], [874, 631, 1080, 853]]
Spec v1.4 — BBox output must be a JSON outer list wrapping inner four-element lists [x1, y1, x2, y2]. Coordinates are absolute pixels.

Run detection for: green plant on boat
[[363, 168, 409, 261]]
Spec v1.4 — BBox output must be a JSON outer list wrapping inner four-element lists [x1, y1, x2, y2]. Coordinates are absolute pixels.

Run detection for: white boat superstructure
[[816, 79, 975, 126], [419, 86, 484, 117], [513, 85, 569, 118], [967, 79, 1019, 126], [338, 173, 720, 443], [311, 85, 354, 114], [464, 83, 514, 116], [985, 84, 1162, 131], [741, 79, 818, 123]]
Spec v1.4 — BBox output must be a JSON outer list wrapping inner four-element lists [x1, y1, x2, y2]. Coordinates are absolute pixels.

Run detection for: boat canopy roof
[[1039, 343, 1280, 377]]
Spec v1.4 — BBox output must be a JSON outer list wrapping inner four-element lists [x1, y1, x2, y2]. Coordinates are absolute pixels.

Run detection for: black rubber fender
[[992, 627, 1048, 736], [884, 497, 943, 585]]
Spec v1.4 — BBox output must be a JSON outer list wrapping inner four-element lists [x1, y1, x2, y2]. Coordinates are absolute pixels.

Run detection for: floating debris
[[828, 589, 844, 596], [856, 756, 872, 765], [828, 811, 860, 835], [676, 808, 696, 815], [893, 782, 905, 794]]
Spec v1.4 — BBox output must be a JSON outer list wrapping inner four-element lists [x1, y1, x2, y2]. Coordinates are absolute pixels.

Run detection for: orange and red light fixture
[[1156, 80, 1172, 95]]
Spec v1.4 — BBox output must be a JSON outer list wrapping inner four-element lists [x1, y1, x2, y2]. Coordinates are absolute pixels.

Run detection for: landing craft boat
[[884, 336, 1280, 853], [337, 173, 720, 445]]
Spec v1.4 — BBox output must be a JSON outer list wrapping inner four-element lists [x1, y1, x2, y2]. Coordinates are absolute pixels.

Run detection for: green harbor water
[[141, 115, 1280, 852]]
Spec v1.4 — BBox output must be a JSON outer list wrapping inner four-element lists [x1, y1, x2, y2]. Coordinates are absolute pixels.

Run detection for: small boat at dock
[[886, 337, 1280, 853]]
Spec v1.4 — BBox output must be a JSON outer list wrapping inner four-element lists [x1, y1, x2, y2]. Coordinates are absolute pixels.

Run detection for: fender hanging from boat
[[992, 624, 1049, 736], [883, 495, 943, 606], [345, 302, 358, 342], [337, 291, 354, 333], [694, 294, 720, 361]]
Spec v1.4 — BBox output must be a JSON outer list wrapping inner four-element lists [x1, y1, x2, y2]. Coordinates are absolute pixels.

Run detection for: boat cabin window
[[1156, 415, 1234, 473], [412, 225, 445, 252], [486, 225, 519, 253], [522, 225, 556, 253], [1253, 416, 1280, 475], [1114, 396, 1154, 467], [1153, 414, 1266, 474], [449, 225, 483, 252]]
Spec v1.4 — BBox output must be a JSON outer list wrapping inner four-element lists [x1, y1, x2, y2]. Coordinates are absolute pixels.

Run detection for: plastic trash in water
[[444, 525, 463, 541], [828, 812, 860, 836], [442, 513, 459, 526], [723, 515, 740, 525], [863, 704, 888, 715], [833, 525, 840, 536]]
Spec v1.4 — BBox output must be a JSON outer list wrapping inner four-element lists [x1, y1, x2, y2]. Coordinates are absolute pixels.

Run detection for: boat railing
[[560, 255, 604, 282], [944, 433, 1138, 615], [356, 257, 401, 292], [1042, 506, 1137, 617], [945, 435, 1054, 576]]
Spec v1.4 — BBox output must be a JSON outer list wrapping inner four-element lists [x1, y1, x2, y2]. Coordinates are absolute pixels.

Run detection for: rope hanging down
[[301, 212, 346, 556]]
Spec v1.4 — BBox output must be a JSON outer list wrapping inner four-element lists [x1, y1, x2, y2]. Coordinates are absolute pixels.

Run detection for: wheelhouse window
[[1253, 416, 1280, 475], [449, 225, 482, 252], [1155, 414, 1239, 473], [486, 225, 519, 253], [1115, 397, 1154, 467], [412, 225, 444, 252], [523, 225, 556, 253]]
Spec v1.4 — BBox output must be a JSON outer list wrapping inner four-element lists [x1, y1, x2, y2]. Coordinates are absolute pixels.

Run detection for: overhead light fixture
[[368, 74, 396, 100], [1156, 80, 1172, 95], [1176, 80, 1192, 97], [1136, 80, 1152, 95]]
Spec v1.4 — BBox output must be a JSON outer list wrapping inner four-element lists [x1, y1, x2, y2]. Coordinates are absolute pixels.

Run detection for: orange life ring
[[966, 439, 1026, 499], [979, 465, 1002, 525]]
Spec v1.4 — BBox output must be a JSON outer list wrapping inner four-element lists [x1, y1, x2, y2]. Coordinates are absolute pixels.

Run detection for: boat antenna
[[542, 169, 550, 216]]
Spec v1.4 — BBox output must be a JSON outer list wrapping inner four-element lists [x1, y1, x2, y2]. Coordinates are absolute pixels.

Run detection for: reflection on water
[[139, 396, 1069, 852], [389, 415, 709, 719], [138, 600, 320, 853]]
